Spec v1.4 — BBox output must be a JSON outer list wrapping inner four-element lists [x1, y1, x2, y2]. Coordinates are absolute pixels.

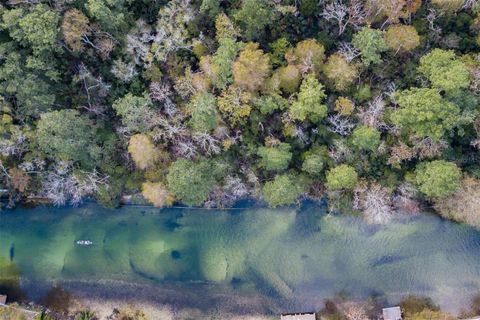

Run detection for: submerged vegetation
[[0, 0, 480, 226]]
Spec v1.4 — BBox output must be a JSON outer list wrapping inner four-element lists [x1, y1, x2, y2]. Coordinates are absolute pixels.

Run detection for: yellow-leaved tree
[[128, 134, 158, 170], [142, 182, 174, 207]]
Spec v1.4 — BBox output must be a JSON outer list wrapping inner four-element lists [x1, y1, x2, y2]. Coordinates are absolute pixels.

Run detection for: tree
[[200, 0, 221, 18], [285, 39, 325, 75], [147, 0, 194, 63], [352, 27, 386, 65], [326, 164, 358, 190], [351, 125, 381, 151], [217, 86, 252, 125], [142, 182, 174, 207], [112, 93, 158, 133], [302, 153, 325, 176], [233, 0, 273, 40], [290, 74, 327, 122], [62, 9, 91, 52], [354, 181, 393, 224], [384, 24, 420, 53], [166, 158, 216, 206], [391, 88, 460, 139], [415, 160, 461, 198], [0, 52, 55, 118], [262, 175, 303, 208], [36, 110, 100, 167], [418, 49, 470, 92], [257, 143, 292, 171], [431, 0, 464, 13], [1, 5, 60, 55], [323, 53, 359, 91], [187, 93, 219, 132], [203, 37, 242, 89], [274, 64, 301, 94], [434, 177, 480, 227], [85, 0, 126, 34], [128, 134, 157, 170], [370, 0, 422, 24], [232, 43, 272, 92]]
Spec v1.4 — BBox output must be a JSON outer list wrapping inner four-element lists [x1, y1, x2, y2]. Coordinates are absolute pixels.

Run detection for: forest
[[1, 0, 480, 227]]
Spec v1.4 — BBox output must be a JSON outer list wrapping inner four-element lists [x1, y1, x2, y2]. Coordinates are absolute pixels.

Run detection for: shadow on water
[[9, 243, 14, 262]]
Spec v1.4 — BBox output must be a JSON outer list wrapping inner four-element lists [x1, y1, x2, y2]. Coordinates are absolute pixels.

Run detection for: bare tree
[[426, 9, 442, 42], [338, 42, 361, 62], [193, 132, 221, 156], [462, 0, 478, 10], [357, 95, 387, 129], [354, 181, 394, 224], [328, 139, 353, 163], [206, 175, 249, 208], [322, 0, 366, 35], [328, 114, 356, 136], [393, 182, 421, 214], [410, 136, 448, 159], [126, 20, 154, 66], [322, 1, 349, 35], [42, 162, 109, 206], [149, 81, 177, 117], [75, 63, 110, 115]]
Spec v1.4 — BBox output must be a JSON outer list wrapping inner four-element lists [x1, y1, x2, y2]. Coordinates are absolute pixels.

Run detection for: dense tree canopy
[[1, 0, 480, 227], [36, 110, 100, 167]]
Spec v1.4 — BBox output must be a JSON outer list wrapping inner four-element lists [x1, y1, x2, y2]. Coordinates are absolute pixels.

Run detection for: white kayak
[[76, 240, 93, 246]]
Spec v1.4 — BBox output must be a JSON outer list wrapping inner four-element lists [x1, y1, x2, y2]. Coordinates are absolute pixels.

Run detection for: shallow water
[[1, 202, 480, 314]]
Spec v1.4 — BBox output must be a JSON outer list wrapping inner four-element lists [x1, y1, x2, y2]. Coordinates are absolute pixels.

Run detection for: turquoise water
[[1, 202, 480, 313]]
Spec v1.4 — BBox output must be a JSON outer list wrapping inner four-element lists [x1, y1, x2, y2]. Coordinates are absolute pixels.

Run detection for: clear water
[[1, 202, 480, 314]]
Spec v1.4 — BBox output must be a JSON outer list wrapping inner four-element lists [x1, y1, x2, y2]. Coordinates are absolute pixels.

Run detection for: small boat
[[76, 240, 93, 246]]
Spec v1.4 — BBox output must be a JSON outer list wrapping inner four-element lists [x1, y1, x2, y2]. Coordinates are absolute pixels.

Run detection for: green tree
[[208, 37, 242, 89], [302, 153, 324, 176], [0, 52, 55, 118], [200, 0, 221, 18], [262, 175, 303, 207], [326, 164, 358, 190], [352, 27, 386, 65], [415, 160, 461, 198], [233, 0, 273, 40], [187, 92, 219, 132], [36, 110, 100, 167], [391, 88, 460, 139], [112, 93, 157, 133], [166, 158, 217, 206], [290, 74, 327, 122], [257, 143, 292, 171], [351, 126, 381, 152], [85, 0, 125, 33], [418, 49, 470, 92], [1, 5, 60, 55]]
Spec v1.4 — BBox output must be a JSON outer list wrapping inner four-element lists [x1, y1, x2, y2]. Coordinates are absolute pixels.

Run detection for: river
[[1, 202, 479, 315]]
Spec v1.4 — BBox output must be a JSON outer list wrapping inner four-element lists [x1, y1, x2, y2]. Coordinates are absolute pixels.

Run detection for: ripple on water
[[0, 202, 479, 313]]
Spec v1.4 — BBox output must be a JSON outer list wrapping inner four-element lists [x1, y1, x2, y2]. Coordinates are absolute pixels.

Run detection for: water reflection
[[0, 202, 479, 313]]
